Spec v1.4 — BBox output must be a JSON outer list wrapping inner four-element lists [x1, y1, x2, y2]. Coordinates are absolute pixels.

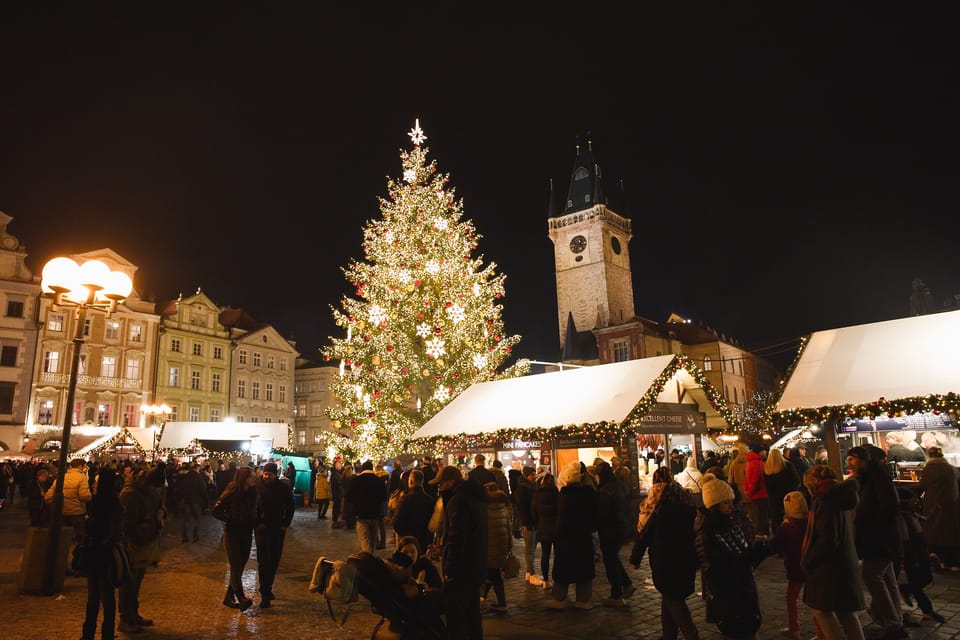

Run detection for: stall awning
[[158, 422, 290, 450], [410, 354, 729, 444], [777, 309, 960, 412]]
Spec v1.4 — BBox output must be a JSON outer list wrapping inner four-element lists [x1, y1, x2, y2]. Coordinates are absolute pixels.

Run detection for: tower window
[[703, 356, 712, 371]]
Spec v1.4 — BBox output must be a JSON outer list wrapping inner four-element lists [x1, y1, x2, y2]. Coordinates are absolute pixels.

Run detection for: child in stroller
[[352, 536, 445, 640]]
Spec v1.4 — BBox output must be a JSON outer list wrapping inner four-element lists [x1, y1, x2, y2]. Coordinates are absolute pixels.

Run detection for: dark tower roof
[[563, 138, 607, 215], [560, 312, 599, 362]]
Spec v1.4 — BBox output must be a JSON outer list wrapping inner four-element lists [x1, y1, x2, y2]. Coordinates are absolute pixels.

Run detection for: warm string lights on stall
[[406, 353, 738, 451]]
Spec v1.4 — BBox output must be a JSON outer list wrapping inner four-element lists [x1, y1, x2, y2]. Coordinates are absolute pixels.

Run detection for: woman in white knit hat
[[695, 474, 767, 639], [546, 461, 597, 609]]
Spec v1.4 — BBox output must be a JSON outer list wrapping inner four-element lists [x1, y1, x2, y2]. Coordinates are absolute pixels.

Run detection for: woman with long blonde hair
[[764, 448, 801, 527], [212, 466, 262, 611]]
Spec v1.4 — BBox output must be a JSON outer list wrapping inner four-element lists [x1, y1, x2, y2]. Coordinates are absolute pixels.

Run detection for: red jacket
[[744, 451, 768, 500]]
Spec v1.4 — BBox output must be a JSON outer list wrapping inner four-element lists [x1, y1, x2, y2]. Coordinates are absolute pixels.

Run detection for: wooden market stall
[[408, 354, 733, 492], [775, 309, 960, 480]]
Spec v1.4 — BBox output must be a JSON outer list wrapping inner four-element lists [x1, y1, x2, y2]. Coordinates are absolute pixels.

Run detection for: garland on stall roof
[[773, 392, 960, 429], [68, 428, 148, 461], [405, 354, 739, 451]]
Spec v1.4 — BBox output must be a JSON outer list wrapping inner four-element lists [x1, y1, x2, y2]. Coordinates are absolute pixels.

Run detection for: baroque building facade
[[154, 290, 232, 424], [0, 213, 40, 450], [27, 249, 161, 450]]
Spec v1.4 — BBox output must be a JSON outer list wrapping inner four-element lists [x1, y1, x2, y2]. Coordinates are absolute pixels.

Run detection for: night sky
[[2, 6, 957, 371]]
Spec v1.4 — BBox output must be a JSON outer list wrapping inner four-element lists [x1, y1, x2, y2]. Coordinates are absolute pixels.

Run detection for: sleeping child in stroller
[[356, 535, 445, 640]]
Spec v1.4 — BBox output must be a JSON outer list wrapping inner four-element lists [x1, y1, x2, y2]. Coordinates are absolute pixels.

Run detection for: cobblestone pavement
[[4, 499, 960, 639]]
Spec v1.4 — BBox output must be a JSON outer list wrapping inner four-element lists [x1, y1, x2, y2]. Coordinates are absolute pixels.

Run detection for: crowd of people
[[3, 437, 960, 640]]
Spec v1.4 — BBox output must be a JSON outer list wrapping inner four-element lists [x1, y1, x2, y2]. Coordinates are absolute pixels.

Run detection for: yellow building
[[154, 290, 232, 424]]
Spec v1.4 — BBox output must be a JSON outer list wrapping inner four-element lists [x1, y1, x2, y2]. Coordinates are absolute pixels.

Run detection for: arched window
[[703, 356, 712, 371]]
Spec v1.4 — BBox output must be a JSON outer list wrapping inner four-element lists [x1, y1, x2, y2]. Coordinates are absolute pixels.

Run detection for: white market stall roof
[[158, 422, 290, 449], [71, 427, 152, 459], [776, 309, 960, 424], [410, 354, 731, 446]]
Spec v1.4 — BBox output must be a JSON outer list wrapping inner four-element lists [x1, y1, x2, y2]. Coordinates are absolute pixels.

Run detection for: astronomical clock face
[[569, 235, 586, 254]]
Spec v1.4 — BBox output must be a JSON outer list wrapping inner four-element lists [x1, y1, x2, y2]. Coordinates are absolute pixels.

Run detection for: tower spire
[[563, 133, 606, 215]]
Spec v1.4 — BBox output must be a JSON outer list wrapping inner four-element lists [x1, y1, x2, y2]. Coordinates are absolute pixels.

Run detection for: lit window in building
[[703, 356, 712, 371], [189, 407, 200, 422], [47, 311, 65, 332]]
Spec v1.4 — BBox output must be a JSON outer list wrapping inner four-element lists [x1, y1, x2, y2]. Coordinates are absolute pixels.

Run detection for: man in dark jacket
[[330, 459, 345, 528], [595, 462, 635, 605], [256, 462, 295, 607], [177, 462, 208, 543], [216, 461, 235, 497], [392, 469, 436, 556], [847, 445, 904, 639], [514, 466, 542, 585], [119, 463, 166, 633], [346, 460, 388, 553], [438, 465, 487, 640]]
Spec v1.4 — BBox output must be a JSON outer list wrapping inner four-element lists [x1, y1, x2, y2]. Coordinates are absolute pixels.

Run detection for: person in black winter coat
[[801, 464, 865, 640], [81, 468, 124, 640], [508, 462, 523, 538], [392, 469, 436, 556], [27, 466, 52, 526], [213, 466, 262, 611], [763, 449, 801, 528], [176, 463, 208, 543], [531, 473, 559, 589], [595, 462, 634, 606], [847, 445, 904, 639], [695, 474, 766, 639], [548, 462, 597, 609], [255, 462, 295, 607], [513, 466, 541, 584], [632, 467, 699, 640], [437, 465, 488, 640], [329, 459, 345, 527]]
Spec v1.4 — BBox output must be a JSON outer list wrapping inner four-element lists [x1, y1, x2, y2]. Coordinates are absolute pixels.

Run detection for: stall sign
[[841, 413, 955, 433], [498, 439, 541, 449], [639, 409, 706, 434]]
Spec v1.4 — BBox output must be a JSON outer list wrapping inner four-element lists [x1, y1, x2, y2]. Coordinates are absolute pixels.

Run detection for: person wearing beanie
[[695, 473, 766, 639], [768, 491, 811, 640], [700, 473, 735, 510], [119, 463, 167, 631], [548, 461, 597, 610]]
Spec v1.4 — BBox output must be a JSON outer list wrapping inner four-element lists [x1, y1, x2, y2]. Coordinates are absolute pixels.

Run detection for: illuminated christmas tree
[[322, 120, 527, 461]]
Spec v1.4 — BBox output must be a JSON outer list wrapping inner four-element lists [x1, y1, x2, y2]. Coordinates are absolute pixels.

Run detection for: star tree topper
[[408, 118, 427, 145]]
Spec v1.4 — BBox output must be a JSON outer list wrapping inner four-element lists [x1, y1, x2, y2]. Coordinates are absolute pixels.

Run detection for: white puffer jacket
[[45, 466, 92, 516]]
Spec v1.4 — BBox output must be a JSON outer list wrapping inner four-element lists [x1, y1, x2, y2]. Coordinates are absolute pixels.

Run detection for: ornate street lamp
[[141, 403, 172, 462], [40, 256, 132, 596]]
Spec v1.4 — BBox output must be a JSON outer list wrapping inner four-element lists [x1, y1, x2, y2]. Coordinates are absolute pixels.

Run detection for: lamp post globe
[[39, 256, 132, 596]]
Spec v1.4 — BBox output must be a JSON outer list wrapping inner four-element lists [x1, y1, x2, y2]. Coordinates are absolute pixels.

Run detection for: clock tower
[[547, 141, 635, 355]]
